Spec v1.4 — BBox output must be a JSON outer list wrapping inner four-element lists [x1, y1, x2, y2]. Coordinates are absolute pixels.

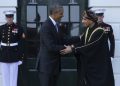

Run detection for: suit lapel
[[47, 18, 58, 33]]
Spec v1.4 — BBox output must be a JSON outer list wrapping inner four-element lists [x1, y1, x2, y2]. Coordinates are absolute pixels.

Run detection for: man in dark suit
[[36, 4, 65, 86]]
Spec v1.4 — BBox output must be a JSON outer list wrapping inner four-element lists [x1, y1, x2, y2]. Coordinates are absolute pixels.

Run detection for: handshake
[[60, 45, 74, 55]]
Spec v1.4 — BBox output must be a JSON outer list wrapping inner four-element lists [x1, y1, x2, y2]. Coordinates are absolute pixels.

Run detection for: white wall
[[0, 0, 17, 7], [0, 0, 17, 86], [89, 0, 120, 86]]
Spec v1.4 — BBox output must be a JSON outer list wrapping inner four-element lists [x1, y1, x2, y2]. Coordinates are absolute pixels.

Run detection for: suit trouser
[[39, 72, 59, 86], [0, 61, 22, 86]]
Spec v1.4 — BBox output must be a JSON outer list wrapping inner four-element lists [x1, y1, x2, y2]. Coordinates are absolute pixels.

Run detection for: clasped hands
[[60, 45, 74, 55]]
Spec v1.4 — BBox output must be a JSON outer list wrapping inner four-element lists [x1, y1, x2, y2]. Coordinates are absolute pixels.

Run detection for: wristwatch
[[71, 45, 75, 52]]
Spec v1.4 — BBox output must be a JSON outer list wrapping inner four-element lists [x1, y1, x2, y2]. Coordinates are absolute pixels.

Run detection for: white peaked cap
[[95, 9, 106, 14], [3, 10, 16, 15]]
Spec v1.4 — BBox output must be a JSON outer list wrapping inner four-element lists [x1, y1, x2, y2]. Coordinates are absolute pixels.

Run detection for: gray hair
[[49, 4, 63, 15]]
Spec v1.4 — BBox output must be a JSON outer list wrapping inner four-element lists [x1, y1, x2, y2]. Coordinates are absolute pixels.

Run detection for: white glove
[[18, 61, 22, 65], [111, 57, 114, 61]]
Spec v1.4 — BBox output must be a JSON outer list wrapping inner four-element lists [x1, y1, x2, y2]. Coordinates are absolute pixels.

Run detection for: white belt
[[1, 42, 18, 46]]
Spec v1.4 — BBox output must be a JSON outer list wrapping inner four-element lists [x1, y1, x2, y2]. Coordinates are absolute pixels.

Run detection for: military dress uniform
[[95, 9, 115, 57], [0, 11, 24, 86], [98, 22, 115, 57], [95, 9, 115, 86]]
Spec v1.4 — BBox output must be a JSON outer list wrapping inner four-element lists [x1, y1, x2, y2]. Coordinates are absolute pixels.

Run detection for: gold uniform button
[[8, 32, 10, 34]]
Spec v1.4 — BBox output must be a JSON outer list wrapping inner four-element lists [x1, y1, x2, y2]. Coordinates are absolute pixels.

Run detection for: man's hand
[[60, 45, 72, 55]]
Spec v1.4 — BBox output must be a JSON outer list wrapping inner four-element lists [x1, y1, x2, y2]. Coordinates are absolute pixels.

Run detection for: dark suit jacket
[[36, 18, 65, 75]]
